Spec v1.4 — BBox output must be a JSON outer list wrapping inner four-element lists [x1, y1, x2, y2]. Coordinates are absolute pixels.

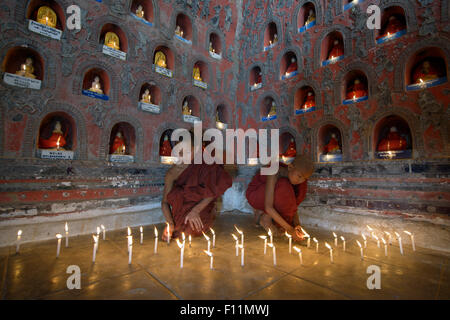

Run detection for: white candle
[[294, 246, 303, 265], [300, 227, 310, 248], [382, 237, 388, 256], [189, 235, 192, 248], [239, 244, 244, 267], [313, 237, 318, 252], [362, 233, 367, 248], [92, 235, 98, 263], [204, 250, 213, 269], [356, 240, 363, 260], [128, 235, 133, 264], [154, 226, 158, 254], [268, 228, 273, 245], [182, 232, 186, 246], [325, 242, 333, 263], [97, 226, 100, 238], [234, 225, 244, 247], [232, 234, 239, 256], [127, 227, 132, 252], [203, 232, 211, 252], [56, 234, 62, 258], [166, 222, 170, 244], [101, 224, 106, 240], [65, 222, 69, 248], [268, 243, 276, 266], [176, 239, 184, 268], [384, 231, 392, 244], [140, 226, 143, 244], [333, 232, 338, 246], [258, 235, 267, 255], [404, 231, 415, 251], [340, 236, 346, 252], [16, 230, 22, 253], [367, 225, 374, 235], [395, 232, 404, 255], [210, 228, 215, 248], [285, 231, 292, 254], [373, 234, 380, 248]]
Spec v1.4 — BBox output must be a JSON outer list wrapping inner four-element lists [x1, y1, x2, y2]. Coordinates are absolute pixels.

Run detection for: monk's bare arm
[[161, 167, 178, 226], [264, 174, 295, 233]]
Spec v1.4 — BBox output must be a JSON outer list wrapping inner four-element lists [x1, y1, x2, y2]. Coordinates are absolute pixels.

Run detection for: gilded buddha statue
[[193, 65, 202, 81], [154, 51, 167, 68], [105, 32, 120, 50], [37, 6, 57, 28], [305, 9, 316, 25], [268, 101, 277, 117], [175, 25, 184, 38], [182, 100, 192, 116], [135, 5, 145, 19], [140, 89, 152, 104], [16, 58, 36, 79]]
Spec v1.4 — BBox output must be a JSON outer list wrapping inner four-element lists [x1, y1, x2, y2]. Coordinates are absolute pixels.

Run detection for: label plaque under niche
[[109, 155, 134, 163], [193, 79, 208, 89], [155, 65, 173, 78], [102, 45, 127, 61], [209, 52, 222, 60], [183, 115, 201, 123], [28, 20, 62, 40], [3, 73, 41, 90], [139, 102, 161, 114], [38, 149, 74, 160]]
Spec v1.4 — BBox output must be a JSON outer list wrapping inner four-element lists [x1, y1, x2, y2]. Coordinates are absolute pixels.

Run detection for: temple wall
[[0, 0, 449, 249]]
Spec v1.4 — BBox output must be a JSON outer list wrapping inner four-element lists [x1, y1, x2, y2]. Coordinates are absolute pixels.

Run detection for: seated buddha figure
[[37, 6, 57, 28], [175, 25, 184, 38], [324, 133, 341, 154], [160, 134, 172, 157], [135, 5, 145, 19], [182, 100, 192, 116], [412, 60, 439, 84], [305, 9, 316, 26], [16, 58, 36, 79], [283, 138, 297, 158], [193, 65, 202, 81], [302, 91, 315, 109], [140, 89, 152, 104], [346, 79, 367, 100], [105, 32, 120, 50], [154, 51, 167, 68], [327, 39, 344, 60], [268, 101, 277, 117], [255, 71, 262, 85], [379, 15, 406, 38], [209, 41, 215, 54], [377, 126, 407, 152], [285, 57, 298, 75], [39, 121, 67, 150], [110, 132, 126, 155], [89, 76, 104, 94]]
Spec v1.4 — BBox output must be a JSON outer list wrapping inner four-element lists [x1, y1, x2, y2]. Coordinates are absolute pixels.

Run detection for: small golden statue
[[209, 42, 215, 53], [89, 76, 103, 94], [175, 25, 184, 38], [193, 66, 202, 81], [135, 5, 145, 19], [215, 111, 220, 122], [105, 32, 120, 50], [37, 6, 57, 28], [305, 9, 316, 25], [140, 89, 152, 104], [16, 58, 36, 79], [268, 101, 277, 117], [182, 100, 192, 115], [154, 51, 167, 68]]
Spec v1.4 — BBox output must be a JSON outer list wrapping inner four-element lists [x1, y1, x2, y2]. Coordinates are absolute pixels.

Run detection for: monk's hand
[[184, 209, 204, 232], [292, 227, 305, 242]]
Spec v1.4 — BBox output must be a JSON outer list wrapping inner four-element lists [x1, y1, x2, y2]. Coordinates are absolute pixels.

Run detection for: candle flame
[[101, 225, 105, 231], [403, 230, 412, 236], [268, 228, 272, 236], [362, 234, 367, 241], [325, 242, 332, 250], [234, 225, 242, 235], [56, 233, 62, 239], [419, 78, 424, 84], [97, 226, 100, 235], [18, 230, 22, 236], [340, 236, 345, 241], [394, 231, 401, 239], [300, 227, 310, 238], [267, 243, 274, 248], [204, 250, 212, 257], [202, 232, 210, 241], [231, 233, 238, 241], [356, 240, 362, 248], [176, 238, 183, 249], [210, 228, 215, 235], [285, 231, 292, 239], [65, 222, 68, 232], [259, 235, 267, 240], [333, 232, 337, 238], [313, 237, 318, 243], [381, 237, 386, 245], [93, 234, 98, 243], [154, 226, 158, 237], [140, 226, 143, 233], [367, 225, 373, 231], [182, 232, 185, 241], [293, 246, 301, 253]]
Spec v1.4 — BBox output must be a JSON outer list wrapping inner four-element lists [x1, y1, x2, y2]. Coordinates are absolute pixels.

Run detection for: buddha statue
[[160, 135, 172, 157], [268, 101, 277, 117], [255, 71, 262, 85], [305, 9, 316, 26], [140, 89, 152, 104], [273, 33, 278, 44], [193, 65, 202, 81], [377, 126, 407, 152], [286, 57, 298, 75], [327, 39, 344, 60], [302, 91, 315, 109], [182, 100, 192, 116], [105, 32, 120, 50], [16, 58, 36, 79], [89, 76, 104, 94], [39, 121, 67, 150], [412, 60, 439, 84], [209, 41, 215, 53], [175, 25, 184, 38], [283, 138, 297, 158], [324, 133, 341, 154], [215, 111, 220, 123], [111, 132, 126, 155], [379, 15, 406, 38], [135, 5, 145, 19], [346, 79, 368, 100], [37, 6, 57, 28], [154, 51, 167, 68]]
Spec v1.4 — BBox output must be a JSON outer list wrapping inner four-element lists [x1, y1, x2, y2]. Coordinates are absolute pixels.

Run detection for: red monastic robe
[[286, 61, 298, 74], [378, 17, 405, 38], [160, 139, 172, 156], [302, 94, 315, 109], [346, 82, 368, 99], [324, 137, 340, 154], [284, 141, 297, 158], [110, 136, 126, 154], [328, 42, 344, 59], [167, 163, 232, 237], [412, 63, 439, 83], [39, 132, 66, 149], [377, 132, 407, 152]]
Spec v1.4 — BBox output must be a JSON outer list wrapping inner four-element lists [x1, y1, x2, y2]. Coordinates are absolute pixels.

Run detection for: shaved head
[[290, 154, 314, 179]]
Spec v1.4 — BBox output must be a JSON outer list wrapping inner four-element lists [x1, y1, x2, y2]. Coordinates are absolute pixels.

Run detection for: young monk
[[161, 139, 232, 240], [246, 154, 314, 241]]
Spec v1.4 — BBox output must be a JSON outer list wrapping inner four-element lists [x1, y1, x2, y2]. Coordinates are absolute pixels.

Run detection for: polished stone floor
[[1, 211, 449, 300]]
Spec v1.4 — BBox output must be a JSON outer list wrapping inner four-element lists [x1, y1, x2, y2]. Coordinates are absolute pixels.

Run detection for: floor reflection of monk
[[161, 139, 233, 241]]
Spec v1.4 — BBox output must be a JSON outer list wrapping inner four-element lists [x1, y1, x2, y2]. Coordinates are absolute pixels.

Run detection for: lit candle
[[182, 232, 185, 246], [176, 239, 184, 269], [203, 232, 211, 252], [128, 234, 133, 265], [65, 222, 69, 248], [395, 232, 404, 255], [382, 237, 388, 256], [189, 234, 192, 248], [268, 228, 273, 245], [356, 240, 363, 260], [239, 244, 244, 267], [384, 231, 392, 244], [232, 234, 239, 256], [301, 227, 310, 248], [166, 222, 170, 244], [204, 250, 213, 269], [403, 231, 415, 251], [268, 243, 276, 266], [333, 232, 338, 246], [16, 230, 22, 253], [367, 225, 374, 237], [45, 16, 49, 26], [140, 226, 143, 244], [56, 234, 62, 258], [258, 235, 267, 255], [101, 224, 106, 240], [127, 227, 132, 254], [210, 228, 215, 248], [92, 235, 98, 263], [293, 246, 303, 265], [361, 233, 367, 248], [234, 225, 244, 247], [373, 233, 380, 248], [325, 242, 333, 263], [154, 226, 158, 254], [340, 236, 346, 252], [285, 231, 292, 254], [97, 226, 100, 238], [313, 237, 319, 253]]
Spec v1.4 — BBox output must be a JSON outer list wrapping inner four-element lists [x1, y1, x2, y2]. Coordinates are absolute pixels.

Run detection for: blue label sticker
[[343, 95, 368, 105], [406, 76, 447, 91], [295, 106, 316, 115], [262, 115, 277, 122], [82, 90, 109, 101], [376, 29, 406, 44]]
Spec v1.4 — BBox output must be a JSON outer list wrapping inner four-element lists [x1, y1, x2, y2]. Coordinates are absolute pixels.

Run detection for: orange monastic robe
[[302, 94, 315, 109], [110, 136, 126, 154], [328, 42, 344, 59], [324, 137, 340, 154], [39, 132, 66, 149], [412, 63, 439, 84], [377, 132, 407, 152], [346, 83, 368, 100], [284, 141, 297, 158]]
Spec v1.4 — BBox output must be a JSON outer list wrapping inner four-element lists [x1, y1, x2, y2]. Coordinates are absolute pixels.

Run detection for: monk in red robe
[[161, 141, 232, 240], [377, 126, 407, 152], [378, 15, 406, 39], [39, 121, 67, 150], [346, 79, 367, 100], [246, 154, 314, 241], [255, 71, 262, 85], [286, 57, 298, 75], [412, 60, 439, 84], [302, 91, 315, 109], [110, 132, 126, 154], [324, 133, 340, 154], [160, 135, 172, 156], [327, 39, 344, 60], [283, 138, 297, 158]]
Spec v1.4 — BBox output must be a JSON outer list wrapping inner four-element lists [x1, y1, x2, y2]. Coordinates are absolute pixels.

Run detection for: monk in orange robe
[[161, 141, 232, 240], [110, 132, 126, 154], [39, 121, 67, 149], [328, 39, 344, 59], [286, 57, 298, 74], [412, 60, 439, 84], [346, 79, 367, 100], [377, 127, 407, 152], [160, 135, 172, 156], [378, 15, 406, 38], [324, 133, 340, 154], [246, 155, 314, 240], [302, 91, 315, 109]]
